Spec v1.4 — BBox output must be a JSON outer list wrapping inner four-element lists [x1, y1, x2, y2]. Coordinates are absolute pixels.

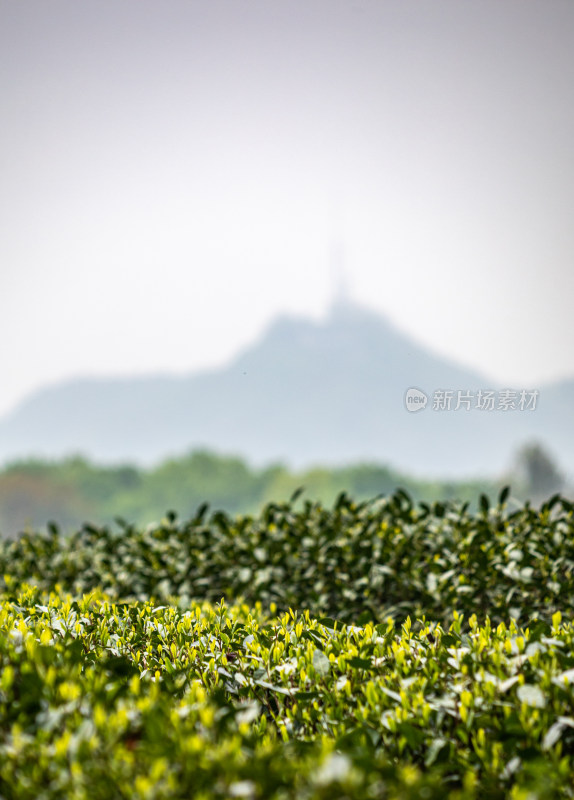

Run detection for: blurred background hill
[[1, 301, 572, 478]]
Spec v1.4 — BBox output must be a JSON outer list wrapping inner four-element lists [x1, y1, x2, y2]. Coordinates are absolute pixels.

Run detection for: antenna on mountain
[[329, 240, 351, 311]]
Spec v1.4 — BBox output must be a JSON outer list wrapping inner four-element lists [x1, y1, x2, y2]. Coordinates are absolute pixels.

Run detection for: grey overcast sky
[[1, 0, 573, 417]]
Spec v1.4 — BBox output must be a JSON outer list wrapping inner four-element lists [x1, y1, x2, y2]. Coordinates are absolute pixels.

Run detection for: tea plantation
[[1, 488, 574, 798]]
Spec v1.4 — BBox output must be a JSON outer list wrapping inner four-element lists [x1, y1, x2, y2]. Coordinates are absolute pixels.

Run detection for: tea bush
[[1, 489, 573, 628], [1, 488, 573, 798]]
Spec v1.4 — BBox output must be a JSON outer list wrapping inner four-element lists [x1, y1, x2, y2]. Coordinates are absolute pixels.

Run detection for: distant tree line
[[0, 442, 567, 538]]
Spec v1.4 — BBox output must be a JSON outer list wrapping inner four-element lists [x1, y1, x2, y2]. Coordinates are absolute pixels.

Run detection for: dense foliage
[[1, 489, 574, 798], [1, 489, 572, 629]]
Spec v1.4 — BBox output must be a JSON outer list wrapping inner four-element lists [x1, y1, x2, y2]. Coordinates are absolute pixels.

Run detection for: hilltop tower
[[328, 240, 352, 312]]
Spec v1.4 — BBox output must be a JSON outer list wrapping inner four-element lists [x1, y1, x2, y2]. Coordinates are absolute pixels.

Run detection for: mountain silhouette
[[1, 300, 571, 478]]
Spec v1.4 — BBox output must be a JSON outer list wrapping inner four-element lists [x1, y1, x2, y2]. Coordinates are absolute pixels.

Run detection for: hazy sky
[[1, 0, 573, 418]]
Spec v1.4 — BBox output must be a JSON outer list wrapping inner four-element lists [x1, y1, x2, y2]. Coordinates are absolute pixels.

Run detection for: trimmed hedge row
[[1, 586, 574, 798], [1, 489, 573, 628]]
